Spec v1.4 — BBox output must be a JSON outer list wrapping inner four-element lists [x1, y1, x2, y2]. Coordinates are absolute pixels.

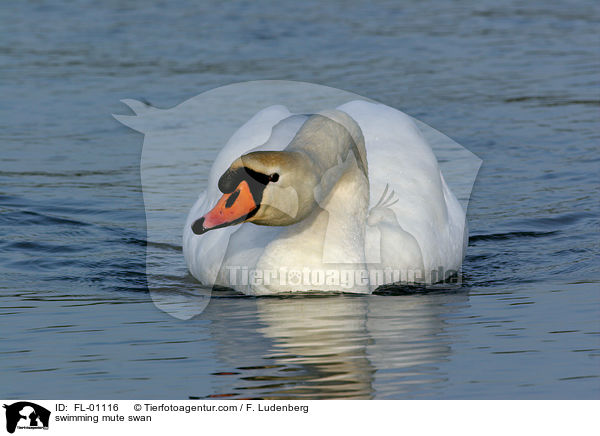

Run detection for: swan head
[[191, 150, 319, 234], [191, 110, 368, 235]]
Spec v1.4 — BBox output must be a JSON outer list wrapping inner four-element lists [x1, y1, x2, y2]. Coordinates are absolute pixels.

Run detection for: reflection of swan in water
[[202, 291, 469, 399], [254, 297, 374, 399], [364, 294, 461, 398]]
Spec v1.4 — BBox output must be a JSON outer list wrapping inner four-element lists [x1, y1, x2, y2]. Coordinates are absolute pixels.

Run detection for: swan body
[[183, 100, 466, 295]]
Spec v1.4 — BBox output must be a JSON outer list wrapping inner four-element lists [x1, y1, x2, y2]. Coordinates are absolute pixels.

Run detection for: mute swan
[[183, 100, 466, 295]]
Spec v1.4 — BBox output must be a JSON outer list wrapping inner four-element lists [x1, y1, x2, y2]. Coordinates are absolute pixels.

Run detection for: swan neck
[[286, 111, 368, 180]]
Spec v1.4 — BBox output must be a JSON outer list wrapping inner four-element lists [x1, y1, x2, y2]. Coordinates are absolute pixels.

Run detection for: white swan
[[183, 100, 466, 295]]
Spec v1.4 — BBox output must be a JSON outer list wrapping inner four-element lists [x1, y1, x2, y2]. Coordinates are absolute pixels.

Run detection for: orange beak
[[191, 180, 258, 235]]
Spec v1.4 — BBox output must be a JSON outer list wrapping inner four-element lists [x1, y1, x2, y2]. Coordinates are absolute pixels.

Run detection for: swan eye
[[269, 173, 279, 183]]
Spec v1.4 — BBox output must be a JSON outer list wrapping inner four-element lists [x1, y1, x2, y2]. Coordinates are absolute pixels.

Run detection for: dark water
[[1, 0, 599, 399]]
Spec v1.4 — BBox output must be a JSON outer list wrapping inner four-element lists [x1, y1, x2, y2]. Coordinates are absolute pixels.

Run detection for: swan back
[[338, 100, 465, 282]]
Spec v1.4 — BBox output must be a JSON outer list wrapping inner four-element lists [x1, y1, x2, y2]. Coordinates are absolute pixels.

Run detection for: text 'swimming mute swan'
[[183, 100, 467, 295]]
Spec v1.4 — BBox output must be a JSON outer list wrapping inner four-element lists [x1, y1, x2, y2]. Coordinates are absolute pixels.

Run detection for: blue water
[[1, 0, 599, 399]]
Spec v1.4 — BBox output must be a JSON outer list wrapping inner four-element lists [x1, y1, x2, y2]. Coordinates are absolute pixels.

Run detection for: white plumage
[[183, 100, 466, 295]]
